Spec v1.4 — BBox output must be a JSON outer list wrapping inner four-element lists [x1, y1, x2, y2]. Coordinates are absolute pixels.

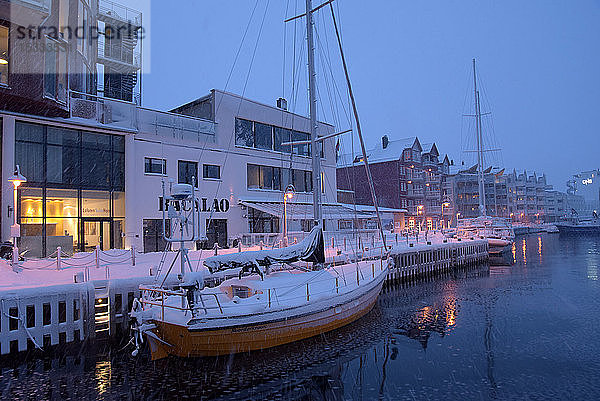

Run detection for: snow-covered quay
[[0, 235, 487, 356]]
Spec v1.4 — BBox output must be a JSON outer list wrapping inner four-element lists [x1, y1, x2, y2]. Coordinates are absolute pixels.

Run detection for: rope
[[1, 300, 43, 351]]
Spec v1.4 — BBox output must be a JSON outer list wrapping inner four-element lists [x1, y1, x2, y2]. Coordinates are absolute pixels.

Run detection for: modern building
[[450, 166, 578, 223], [336, 135, 451, 231], [0, 0, 142, 118], [567, 169, 600, 216]]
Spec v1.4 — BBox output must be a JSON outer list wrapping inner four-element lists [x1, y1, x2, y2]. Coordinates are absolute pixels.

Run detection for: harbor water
[[1, 233, 599, 400]]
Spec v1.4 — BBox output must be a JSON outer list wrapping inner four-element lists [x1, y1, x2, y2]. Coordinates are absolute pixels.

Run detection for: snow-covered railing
[[139, 259, 387, 319]]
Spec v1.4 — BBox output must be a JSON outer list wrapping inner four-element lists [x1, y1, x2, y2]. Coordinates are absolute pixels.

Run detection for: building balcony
[[69, 91, 216, 142], [0, 0, 51, 26], [99, 0, 142, 27]]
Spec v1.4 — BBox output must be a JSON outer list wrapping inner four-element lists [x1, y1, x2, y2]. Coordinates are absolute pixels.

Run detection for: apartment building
[[337, 135, 451, 231]]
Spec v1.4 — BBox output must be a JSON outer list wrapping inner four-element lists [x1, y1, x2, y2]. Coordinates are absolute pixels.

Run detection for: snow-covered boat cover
[[203, 226, 325, 273]]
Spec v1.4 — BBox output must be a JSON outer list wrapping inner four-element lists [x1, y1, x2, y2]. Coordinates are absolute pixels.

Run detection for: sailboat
[[130, 1, 390, 360], [457, 59, 514, 255]]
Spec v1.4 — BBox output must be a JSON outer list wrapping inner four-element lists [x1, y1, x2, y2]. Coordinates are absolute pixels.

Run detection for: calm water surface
[[2, 234, 600, 400]]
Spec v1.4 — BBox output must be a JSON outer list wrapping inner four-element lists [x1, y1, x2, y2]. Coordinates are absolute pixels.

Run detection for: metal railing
[[69, 91, 216, 141]]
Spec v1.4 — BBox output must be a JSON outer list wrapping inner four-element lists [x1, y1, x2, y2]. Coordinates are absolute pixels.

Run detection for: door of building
[[206, 219, 227, 248], [82, 218, 111, 252]]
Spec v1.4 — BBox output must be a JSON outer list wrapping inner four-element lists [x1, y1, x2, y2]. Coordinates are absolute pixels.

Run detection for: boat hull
[[556, 224, 600, 235], [147, 273, 385, 359]]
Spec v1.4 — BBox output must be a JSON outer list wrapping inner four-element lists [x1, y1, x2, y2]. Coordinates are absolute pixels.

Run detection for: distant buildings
[[449, 167, 580, 223], [567, 169, 600, 217], [336, 134, 580, 229]]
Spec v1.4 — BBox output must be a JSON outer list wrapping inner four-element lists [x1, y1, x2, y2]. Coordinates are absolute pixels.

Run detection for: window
[[178, 160, 198, 187], [0, 25, 8, 86], [203, 164, 221, 180], [248, 208, 280, 233], [235, 118, 254, 147], [292, 131, 310, 157], [145, 157, 166, 175], [273, 127, 291, 153], [254, 122, 272, 150], [246, 164, 281, 190], [44, 37, 67, 103]]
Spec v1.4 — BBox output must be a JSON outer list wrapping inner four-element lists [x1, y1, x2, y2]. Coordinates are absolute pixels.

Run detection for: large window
[[235, 118, 315, 158], [15, 122, 126, 256], [247, 164, 312, 192], [248, 208, 280, 233], [247, 164, 281, 191], [145, 157, 166, 175], [178, 160, 198, 186], [254, 122, 272, 150], [273, 127, 291, 153], [235, 118, 254, 147], [203, 164, 221, 180], [0, 25, 8, 86], [44, 37, 67, 103]]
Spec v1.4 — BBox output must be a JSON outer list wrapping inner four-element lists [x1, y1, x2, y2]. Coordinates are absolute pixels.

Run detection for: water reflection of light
[[512, 242, 516, 264], [522, 238, 527, 264], [95, 360, 112, 395], [538, 236, 543, 263]]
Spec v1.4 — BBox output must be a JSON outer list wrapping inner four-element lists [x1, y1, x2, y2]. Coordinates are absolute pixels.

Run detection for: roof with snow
[[337, 136, 421, 167]]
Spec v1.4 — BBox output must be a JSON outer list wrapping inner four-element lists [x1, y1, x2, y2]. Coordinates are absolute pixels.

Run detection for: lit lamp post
[[8, 165, 26, 269], [283, 184, 295, 246]]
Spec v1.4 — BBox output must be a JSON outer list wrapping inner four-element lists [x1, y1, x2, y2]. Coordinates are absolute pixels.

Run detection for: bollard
[[95, 245, 100, 269], [331, 237, 335, 249], [344, 237, 347, 252], [131, 246, 136, 266], [214, 242, 219, 256], [395, 233, 398, 244], [238, 239, 242, 253], [259, 241, 264, 251], [306, 283, 310, 301], [56, 246, 62, 270], [335, 277, 339, 293]]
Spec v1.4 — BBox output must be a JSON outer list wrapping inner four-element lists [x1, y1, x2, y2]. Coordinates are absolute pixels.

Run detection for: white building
[[2, 90, 368, 257]]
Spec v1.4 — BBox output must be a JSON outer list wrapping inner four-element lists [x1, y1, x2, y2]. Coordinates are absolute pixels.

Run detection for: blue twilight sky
[[126, 0, 600, 189]]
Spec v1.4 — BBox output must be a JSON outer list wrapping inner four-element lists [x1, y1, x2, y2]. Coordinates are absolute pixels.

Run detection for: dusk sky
[[130, 0, 600, 189]]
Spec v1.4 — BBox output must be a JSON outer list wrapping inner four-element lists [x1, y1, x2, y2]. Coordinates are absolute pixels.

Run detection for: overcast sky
[[128, 0, 600, 190]]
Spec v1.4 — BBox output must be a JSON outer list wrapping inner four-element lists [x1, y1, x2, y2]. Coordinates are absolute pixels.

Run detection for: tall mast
[[329, 4, 387, 250], [306, 0, 322, 226], [473, 58, 486, 216]]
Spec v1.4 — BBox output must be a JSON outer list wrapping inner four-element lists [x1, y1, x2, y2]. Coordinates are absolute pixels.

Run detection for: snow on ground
[[0, 232, 468, 292]]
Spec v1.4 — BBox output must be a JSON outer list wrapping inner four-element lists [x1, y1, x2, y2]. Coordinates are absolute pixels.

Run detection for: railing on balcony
[[98, 0, 142, 26], [3, 0, 51, 26], [69, 91, 216, 142]]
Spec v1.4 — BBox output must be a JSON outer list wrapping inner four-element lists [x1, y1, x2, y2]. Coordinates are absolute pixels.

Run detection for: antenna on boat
[[159, 178, 201, 284]]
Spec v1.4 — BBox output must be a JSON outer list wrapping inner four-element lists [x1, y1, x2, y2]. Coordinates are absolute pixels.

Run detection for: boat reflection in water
[[393, 293, 458, 350]]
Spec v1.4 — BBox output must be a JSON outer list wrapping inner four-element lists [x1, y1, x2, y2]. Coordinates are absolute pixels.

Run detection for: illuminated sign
[[582, 178, 593, 185]]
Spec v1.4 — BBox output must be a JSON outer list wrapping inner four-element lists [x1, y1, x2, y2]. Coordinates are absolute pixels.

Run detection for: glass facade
[[16, 122, 125, 256]]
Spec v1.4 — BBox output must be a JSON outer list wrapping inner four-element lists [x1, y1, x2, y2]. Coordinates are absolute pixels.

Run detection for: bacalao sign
[[158, 197, 230, 213]]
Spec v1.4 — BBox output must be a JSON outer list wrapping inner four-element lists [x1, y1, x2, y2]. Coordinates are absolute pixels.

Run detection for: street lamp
[[8, 165, 26, 269], [283, 184, 295, 246]]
